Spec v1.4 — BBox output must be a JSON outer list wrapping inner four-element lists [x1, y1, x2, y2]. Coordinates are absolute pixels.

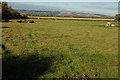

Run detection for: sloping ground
[[2, 19, 118, 79]]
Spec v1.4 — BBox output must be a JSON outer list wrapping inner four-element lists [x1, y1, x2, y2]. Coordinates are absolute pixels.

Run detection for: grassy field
[[2, 19, 118, 79]]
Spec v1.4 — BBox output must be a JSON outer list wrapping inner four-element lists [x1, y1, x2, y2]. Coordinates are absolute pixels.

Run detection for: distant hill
[[17, 9, 114, 18]]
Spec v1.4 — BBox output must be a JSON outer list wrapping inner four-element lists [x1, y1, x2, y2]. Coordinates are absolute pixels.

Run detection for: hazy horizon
[[8, 2, 118, 16]]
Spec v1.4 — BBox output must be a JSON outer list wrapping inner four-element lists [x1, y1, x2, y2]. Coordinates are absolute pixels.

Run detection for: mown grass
[[2, 19, 118, 79]]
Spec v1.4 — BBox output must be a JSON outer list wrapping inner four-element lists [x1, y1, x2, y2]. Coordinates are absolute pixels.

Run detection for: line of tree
[[115, 14, 120, 21], [1, 2, 28, 21]]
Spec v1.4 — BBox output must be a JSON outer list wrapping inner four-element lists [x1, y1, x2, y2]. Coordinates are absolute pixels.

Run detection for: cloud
[[82, 2, 118, 10], [8, 2, 68, 11], [2, 0, 120, 2], [82, 5, 117, 10], [86, 2, 111, 5]]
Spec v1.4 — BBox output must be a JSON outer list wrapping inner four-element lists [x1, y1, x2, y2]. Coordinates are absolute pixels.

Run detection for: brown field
[[29, 16, 114, 21]]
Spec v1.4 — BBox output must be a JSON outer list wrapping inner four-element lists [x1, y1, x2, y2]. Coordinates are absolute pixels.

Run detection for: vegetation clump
[[115, 14, 120, 21], [1, 2, 28, 21]]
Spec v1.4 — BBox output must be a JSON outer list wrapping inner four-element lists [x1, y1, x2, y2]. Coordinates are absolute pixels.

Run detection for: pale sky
[[8, 2, 118, 16], [1, 0, 120, 2]]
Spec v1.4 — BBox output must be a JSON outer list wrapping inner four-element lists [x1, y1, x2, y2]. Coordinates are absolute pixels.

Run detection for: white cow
[[106, 22, 115, 27]]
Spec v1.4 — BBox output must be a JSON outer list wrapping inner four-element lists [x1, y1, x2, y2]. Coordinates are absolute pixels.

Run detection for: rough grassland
[[2, 19, 118, 79]]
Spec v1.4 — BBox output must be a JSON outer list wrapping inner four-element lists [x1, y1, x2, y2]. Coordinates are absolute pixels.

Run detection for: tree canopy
[[2, 2, 28, 21], [115, 14, 120, 21]]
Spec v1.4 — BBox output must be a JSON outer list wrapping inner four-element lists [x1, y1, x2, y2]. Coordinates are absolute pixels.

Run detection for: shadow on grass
[[95, 25, 119, 27], [0, 26, 10, 28], [1, 21, 12, 22], [2, 52, 53, 80], [1, 44, 12, 54]]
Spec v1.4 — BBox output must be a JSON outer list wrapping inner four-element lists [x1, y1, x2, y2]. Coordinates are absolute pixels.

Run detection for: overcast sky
[[1, 0, 120, 2], [8, 2, 118, 16]]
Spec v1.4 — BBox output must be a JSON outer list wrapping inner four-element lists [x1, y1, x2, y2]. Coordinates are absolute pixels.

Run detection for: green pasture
[[2, 19, 118, 79]]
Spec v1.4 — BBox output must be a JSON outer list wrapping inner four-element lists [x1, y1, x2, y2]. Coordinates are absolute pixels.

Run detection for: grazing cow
[[16, 20, 22, 23], [106, 22, 115, 27], [27, 20, 30, 23], [16, 20, 35, 23], [111, 24, 115, 26], [106, 22, 112, 27], [107, 22, 112, 26], [30, 21, 35, 23], [22, 21, 26, 23]]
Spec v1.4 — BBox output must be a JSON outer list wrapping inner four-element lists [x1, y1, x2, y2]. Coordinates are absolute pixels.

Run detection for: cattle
[[22, 21, 26, 23], [16, 20, 22, 23], [27, 20, 35, 23], [111, 24, 115, 26], [106, 22, 115, 27], [16, 20, 35, 23]]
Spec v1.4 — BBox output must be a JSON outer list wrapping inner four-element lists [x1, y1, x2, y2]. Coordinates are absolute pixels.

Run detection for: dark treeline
[[115, 14, 120, 21], [1, 2, 28, 21]]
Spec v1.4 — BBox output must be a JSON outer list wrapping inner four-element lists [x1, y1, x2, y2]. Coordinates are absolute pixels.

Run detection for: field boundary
[[29, 16, 115, 21]]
